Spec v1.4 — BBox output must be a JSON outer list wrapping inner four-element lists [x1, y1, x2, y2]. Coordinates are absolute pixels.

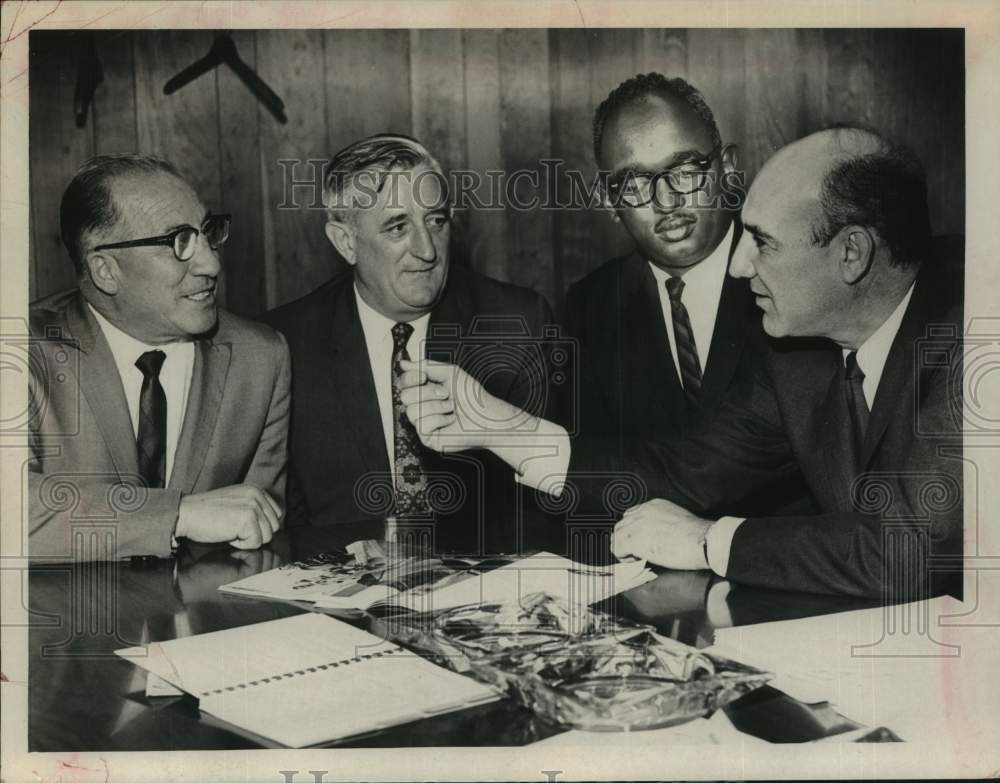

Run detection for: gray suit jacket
[[28, 290, 291, 560]]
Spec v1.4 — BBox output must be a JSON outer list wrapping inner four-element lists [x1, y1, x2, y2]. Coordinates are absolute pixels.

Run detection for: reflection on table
[[28, 517, 879, 751]]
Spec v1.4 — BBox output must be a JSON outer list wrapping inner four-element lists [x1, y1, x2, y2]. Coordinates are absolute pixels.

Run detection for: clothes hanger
[[163, 34, 287, 124], [74, 32, 104, 128]]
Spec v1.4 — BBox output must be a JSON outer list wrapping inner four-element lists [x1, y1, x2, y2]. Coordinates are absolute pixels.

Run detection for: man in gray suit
[[29, 155, 290, 560]]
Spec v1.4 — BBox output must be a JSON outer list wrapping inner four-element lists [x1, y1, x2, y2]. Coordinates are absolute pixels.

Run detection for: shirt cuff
[[705, 516, 745, 577], [705, 579, 734, 628], [511, 421, 571, 496]]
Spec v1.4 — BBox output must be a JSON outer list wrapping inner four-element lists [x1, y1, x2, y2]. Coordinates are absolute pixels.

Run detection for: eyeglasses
[[606, 145, 724, 208], [93, 213, 232, 262]]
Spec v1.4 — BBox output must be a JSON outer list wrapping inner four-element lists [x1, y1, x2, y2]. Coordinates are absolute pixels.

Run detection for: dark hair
[[60, 154, 182, 276], [592, 73, 722, 166], [811, 127, 931, 268], [323, 133, 443, 218]]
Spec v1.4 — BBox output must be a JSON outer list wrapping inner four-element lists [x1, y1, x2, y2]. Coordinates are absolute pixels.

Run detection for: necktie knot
[[135, 350, 167, 378], [391, 322, 414, 354], [665, 276, 685, 302], [845, 351, 865, 382]]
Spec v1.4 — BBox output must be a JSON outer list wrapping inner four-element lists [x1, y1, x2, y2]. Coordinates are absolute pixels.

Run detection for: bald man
[[398, 126, 964, 601]]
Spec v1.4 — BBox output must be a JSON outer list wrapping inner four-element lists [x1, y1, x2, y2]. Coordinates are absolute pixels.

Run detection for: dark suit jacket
[[570, 246, 964, 599], [562, 222, 756, 443], [28, 290, 291, 560], [262, 266, 555, 553]]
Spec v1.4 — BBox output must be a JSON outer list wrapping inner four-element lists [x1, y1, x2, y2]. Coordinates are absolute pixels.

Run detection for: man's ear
[[720, 143, 740, 176], [325, 218, 356, 265], [84, 251, 120, 296], [599, 183, 622, 224], [839, 225, 876, 285]]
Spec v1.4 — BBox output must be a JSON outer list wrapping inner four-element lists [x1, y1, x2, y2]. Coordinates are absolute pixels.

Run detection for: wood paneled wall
[[29, 28, 964, 315]]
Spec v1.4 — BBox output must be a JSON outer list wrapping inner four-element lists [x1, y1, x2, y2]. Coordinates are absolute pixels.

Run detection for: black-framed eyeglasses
[[93, 213, 231, 262], [606, 145, 724, 208]]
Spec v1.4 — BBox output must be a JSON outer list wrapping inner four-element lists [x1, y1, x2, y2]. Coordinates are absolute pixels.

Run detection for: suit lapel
[[859, 271, 936, 468], [811, 352, 860, 510], [64, 295, 140, 477], [622, 255, 686, 418], [330, 285, 392, 474], [170, 340, 230, 493]]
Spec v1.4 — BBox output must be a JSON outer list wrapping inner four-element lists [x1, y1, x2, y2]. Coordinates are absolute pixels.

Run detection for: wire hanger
[[163, 34, 287, 124]]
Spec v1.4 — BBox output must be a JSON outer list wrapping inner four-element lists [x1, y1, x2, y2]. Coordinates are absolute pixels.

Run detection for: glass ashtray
[[379, 592, 772, 731]]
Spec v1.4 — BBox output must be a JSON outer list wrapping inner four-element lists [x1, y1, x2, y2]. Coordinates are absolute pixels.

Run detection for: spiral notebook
[[115, 612, 499, 747]]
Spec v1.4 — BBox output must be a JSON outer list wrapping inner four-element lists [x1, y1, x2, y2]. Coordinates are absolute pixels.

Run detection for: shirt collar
[[845, 282, 916, 384], [354, 284, 431, 345], [646, 220, 734, 294], [87, 303, 186, 363]]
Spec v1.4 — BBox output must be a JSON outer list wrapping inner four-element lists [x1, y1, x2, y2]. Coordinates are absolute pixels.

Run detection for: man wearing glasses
[[563, 74, 758, 449], [28, 154, 290, 560]]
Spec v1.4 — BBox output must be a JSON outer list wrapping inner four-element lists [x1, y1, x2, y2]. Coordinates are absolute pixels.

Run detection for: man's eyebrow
[[743, 222, 778, 244], [379, 212, 409, 229]]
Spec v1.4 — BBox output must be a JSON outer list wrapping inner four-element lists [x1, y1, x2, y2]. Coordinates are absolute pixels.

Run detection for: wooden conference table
[[28, 516, 886, 751]]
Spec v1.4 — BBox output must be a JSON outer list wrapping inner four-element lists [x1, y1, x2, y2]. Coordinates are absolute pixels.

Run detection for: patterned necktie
[[135, 350, 167, 489], [665, 276, 703, 403], [390, 322, 430, 516], [844, 351, 870, 469]]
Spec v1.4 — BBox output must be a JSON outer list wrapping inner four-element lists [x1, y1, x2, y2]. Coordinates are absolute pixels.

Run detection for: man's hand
[[611, 498, 714, 570], [397, 359, 536, 452], [174, 484, 282, 550]]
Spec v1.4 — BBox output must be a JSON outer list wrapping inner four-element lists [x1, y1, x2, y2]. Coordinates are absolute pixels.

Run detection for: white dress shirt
[[354, 286, 431, 465], [647, 221, 734, 384], [89, 305, 195, 486]]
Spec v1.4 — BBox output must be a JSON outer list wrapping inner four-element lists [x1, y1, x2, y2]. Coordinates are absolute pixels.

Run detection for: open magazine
[[219, 545, 655, 613]]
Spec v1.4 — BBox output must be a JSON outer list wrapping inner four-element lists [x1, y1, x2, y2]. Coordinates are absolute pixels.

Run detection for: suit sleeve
[[242, 330, 291, 521], [560, 282, 614, 439], [567, 352, 802, 518], [499, 291, 558, 421], [726, 371, 963, 601]]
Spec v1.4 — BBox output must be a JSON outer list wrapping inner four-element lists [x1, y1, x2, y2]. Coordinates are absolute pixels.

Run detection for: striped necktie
[[665, 276, 703, 404]]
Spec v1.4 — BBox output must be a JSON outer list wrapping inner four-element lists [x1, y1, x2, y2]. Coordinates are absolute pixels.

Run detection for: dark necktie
[[665, 276, 703, 403], [390, 322, 430, 516], [844, 351, 870, 469], [135, 350, 167, 489]]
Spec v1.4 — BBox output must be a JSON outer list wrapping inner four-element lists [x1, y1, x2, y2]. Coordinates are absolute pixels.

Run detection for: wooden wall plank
[[587, 30, 641, 265], [256, 29, 331, 308], [498, 29, 554, 304], [324, 29, 412, 152], [741, 29, 801, 177], [823, 29, 877, 129], [410, 30, 467, 174], [216, 30, 264, 316], [548, 29, 601, 299], [686, 29, 747, 164], [638, 28, 688, 78], [29, 31, 94, 299], [134, 31, 221, 205], [462, 30, 507, 282], [92, 31, 138, 154]]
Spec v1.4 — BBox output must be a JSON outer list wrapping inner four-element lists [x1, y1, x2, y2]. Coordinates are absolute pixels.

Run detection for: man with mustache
[[29, 155, 291, 560], [563, 74, 752, 444], [263, 134, 554, 550], [399, 126, 963, 600]]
